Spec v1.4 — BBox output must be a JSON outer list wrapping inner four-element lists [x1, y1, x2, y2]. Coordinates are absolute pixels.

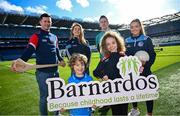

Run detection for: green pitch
[[0, 46, 180, 115]]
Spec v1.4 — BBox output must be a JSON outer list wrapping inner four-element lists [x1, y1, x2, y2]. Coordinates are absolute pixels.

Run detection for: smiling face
[[130, 21, 142, 37], [99, 17, 109, 31], [39, 17, 52, 31], [106, 37, 118, 53], [73, 60, 85, 77], [72, 25, 81, 38]]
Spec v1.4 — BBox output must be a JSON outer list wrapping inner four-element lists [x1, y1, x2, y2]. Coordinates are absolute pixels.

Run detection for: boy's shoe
[[128, 108, 140, 116]]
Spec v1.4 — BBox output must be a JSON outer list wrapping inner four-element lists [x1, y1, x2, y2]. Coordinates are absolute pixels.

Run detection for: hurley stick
[[14, 58, 59, 72]]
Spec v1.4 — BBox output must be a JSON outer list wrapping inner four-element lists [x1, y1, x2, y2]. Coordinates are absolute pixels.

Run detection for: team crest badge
[[138, 41, 144, 47]]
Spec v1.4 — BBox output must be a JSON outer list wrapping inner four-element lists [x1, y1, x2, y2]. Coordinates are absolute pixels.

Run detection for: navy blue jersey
[[66, 37, 91, 62], [20, 29, 63, 73], [66, 38, 91, 74], [125, 34, 156, 76], [93, 52, 124, 80]]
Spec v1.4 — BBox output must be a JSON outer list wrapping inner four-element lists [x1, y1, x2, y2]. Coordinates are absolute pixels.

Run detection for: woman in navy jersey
[[126, 19, 156, 116], [66, 22, 91, 74]]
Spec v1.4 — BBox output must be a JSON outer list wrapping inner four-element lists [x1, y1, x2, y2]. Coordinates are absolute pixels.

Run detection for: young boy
[[61, 53, 94, 116]]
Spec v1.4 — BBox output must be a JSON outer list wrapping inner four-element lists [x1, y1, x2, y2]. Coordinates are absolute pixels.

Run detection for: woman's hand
[[102, 75, 109, 81], [141, 60, 146, 66], [58, 61, 66, 67], [139, 66, 144, 73]]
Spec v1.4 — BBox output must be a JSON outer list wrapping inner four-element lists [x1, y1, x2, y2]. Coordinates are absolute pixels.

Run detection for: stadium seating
[[0, 11, 180, 61], [152, 34, 180, 46]]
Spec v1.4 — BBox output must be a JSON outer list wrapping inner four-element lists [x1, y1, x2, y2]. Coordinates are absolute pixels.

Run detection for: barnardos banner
[[46, 56, 159, 111]]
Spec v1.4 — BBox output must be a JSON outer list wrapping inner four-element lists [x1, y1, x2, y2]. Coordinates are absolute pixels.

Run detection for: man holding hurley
[[11, 13, 65, 115]]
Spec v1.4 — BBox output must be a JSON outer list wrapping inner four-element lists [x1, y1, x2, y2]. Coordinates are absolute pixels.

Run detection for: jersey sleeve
[[93, 60, 106, 78], [28, 34, 39, 49], [144, 37, 156, 69], [56, 37, 63, 61], [20, 34, 38, 61]]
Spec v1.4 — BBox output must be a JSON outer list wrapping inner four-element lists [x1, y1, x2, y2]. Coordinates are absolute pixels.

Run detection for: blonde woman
[[126, 19, 156, 116], [66, 22, 91, 74]]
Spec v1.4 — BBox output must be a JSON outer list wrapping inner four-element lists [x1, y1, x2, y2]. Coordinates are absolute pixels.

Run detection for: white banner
[[46, 56, 159, 111]]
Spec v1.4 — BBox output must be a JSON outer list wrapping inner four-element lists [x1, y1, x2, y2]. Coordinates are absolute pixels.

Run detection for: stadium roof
[[0, 11, 120, 30], [143, 11, 180, 26], [0, 11, 180, 30], [118, 11, 180, 30]]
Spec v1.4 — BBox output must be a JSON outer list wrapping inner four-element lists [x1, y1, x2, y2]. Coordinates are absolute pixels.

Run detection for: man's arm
[[11, 34, 38, 72], [20, 34, 38, 62]]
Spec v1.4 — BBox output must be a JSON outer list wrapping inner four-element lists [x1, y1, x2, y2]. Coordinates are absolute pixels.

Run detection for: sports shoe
[[128, 108, 140, 116]]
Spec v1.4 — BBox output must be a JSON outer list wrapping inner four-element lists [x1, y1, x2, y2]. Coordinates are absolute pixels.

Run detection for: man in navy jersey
[[11, 13, 65, 115]]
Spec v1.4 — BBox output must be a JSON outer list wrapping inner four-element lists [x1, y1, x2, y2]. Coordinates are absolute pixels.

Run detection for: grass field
[[0, 46, 180, 115]]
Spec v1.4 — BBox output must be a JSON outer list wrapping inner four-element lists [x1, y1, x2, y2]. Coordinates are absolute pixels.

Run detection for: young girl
[[125, 19, 156, 116], [61, 53, 94, 116], [93, 31, 128, 115], [95, 15, 111, 116], [66, 22, 91, 74]]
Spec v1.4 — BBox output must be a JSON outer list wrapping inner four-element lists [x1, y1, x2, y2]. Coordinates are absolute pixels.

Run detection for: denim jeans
[[36, 70, 59, 115]]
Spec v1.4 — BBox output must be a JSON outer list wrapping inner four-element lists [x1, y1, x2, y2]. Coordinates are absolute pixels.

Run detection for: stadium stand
[[0, 11, 180, 60], [152, 34, 180, 46]]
